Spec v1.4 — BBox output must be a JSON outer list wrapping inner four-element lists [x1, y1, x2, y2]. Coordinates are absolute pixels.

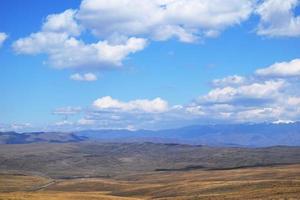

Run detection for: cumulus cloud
[[234, 107, 282, 122], [187, 58, 300, 123], [12, 7, 147, 69], [13, 31, 147, 69], [256, 0, 300, 37], [183, 59, 300, 124], [84, 77, 292, 128], [185, 105, 205, 115], [77, 0, 255, 42], [93, 96, 169, 113], [0, 32, 8, 47], [256, 58, 300, 77], [70, 73, 97, 81], [12, 0, 300, 72], [43, 57, 300, 130], [42, 9, 83, 36], [202, 80, 285, 103], [12, 0, 259, 70]]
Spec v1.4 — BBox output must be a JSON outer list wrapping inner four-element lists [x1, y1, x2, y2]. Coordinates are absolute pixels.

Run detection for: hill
[[1, 142, 300, 178]]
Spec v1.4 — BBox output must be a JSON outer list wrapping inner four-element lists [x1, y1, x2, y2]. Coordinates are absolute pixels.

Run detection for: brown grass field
[[1, 164, 300, 199]]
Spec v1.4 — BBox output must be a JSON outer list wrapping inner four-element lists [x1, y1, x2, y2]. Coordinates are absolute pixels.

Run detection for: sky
[[0, 0, 300, 132]]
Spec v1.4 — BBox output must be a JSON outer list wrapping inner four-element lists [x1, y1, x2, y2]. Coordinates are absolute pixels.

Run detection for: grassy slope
[[1, 143, 300, 178], [1, 164, 300, 199]]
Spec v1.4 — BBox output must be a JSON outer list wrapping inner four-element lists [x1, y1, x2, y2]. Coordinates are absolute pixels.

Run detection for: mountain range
[[1, 122, 300, 147]]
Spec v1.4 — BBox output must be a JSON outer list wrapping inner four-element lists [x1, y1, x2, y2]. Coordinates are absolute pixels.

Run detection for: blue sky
[[1, 0, 300, 131]]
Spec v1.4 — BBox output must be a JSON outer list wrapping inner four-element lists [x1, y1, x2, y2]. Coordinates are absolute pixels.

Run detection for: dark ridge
[[155, 163, 300, 172], [155, 165, 206, 172], [163, 143, 182, 146], [208, 163, 300, 171]]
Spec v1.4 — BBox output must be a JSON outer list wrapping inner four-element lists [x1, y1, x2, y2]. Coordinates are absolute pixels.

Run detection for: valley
[[1, 142, 300, 199]]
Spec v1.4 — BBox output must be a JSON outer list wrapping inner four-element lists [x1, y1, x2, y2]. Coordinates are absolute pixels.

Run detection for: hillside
[[2, 164, 300, 199], [1, 142, 300, 178]]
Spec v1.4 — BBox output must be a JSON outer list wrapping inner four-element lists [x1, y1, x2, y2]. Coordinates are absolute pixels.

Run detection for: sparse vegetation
[[1, 142, 300, 199], [1, 143, 300, 178], [1, 164, 300, 199]]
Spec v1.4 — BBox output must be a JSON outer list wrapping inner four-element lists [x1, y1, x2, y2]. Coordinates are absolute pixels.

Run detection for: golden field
[[1, 164, 300, 199]]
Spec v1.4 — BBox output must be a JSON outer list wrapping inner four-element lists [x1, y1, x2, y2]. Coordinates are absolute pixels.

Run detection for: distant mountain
[[0, 131, 87, 144], [1, 122, 300, 147], [75, 122, 300, 147]]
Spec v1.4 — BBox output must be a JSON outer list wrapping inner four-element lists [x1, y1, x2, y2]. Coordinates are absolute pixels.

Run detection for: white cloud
[[55, 120, 74, 126], [203, 80, 285, 103], [193, 59, 300, 123], [11, 0, 258, 71], [13, 32, 68, 55], [256, 0, 300, 37], [93, 96, 169, 113], [256, 59, 300, 77], [287, 96, 300, 106], [235, 107, 282, 122], [273, 119, 295, 124], [15, 0, 300, 72], [46, 58, 300, 130], [70, 73, 97, 81], [0, 32, 8, 47], [42, 9, 82, 36], [238, 80, 285, 98], [203, 87, 238, 103], [185, 105, 205, 115], [13, 32, 147, 69], [77, 0, 255, 42], [13, 7, 147, 69], [11, 0, 300, 73]]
